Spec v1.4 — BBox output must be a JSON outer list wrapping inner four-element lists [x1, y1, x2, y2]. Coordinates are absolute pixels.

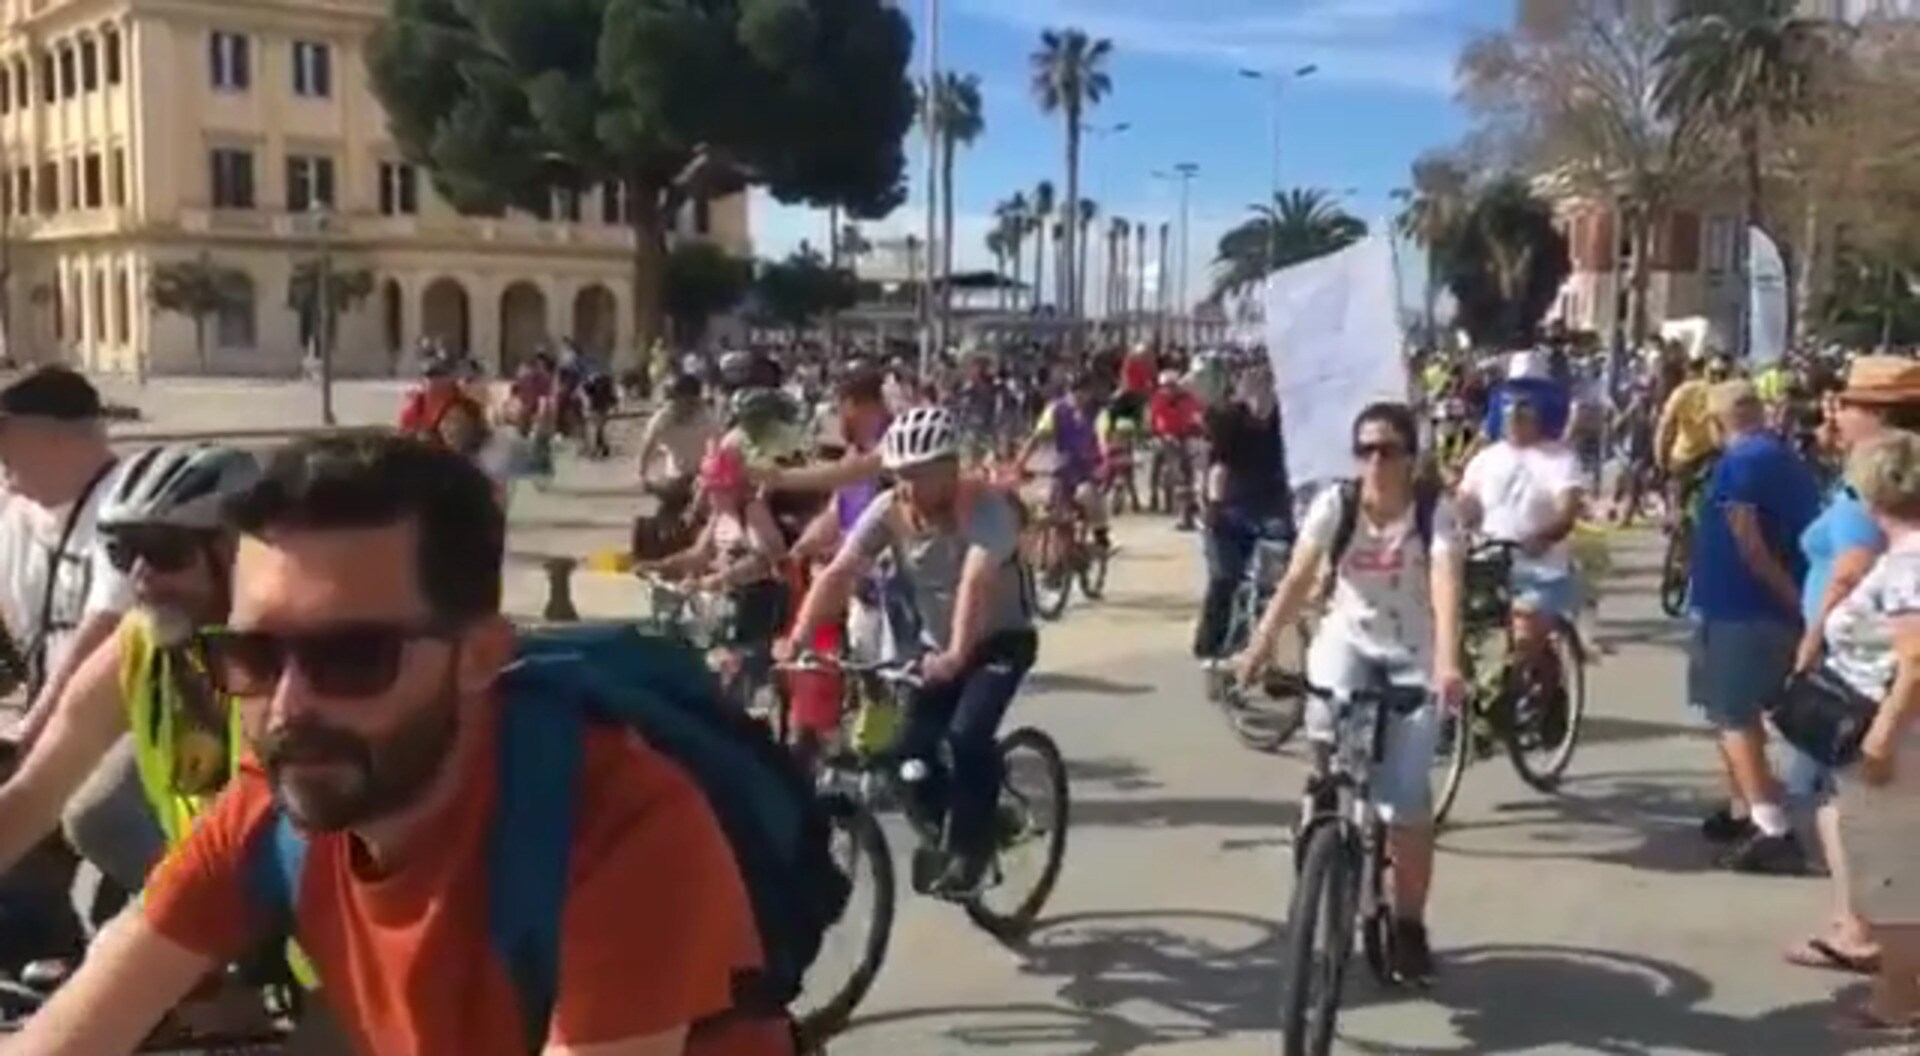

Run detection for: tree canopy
[[750, 247, 858, 331], [663, 241, 753, 344], [1210, 189, 1367, 301], [1431, 177, 1571, 350], [366, 0, 917, 352]]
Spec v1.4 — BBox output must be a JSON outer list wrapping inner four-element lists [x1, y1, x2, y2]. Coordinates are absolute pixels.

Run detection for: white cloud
[[955, 0, 1462, 95]]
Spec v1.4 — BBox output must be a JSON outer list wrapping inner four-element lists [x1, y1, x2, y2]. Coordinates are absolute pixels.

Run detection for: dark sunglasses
[[194, 621, 458, 700], [103, 530, 208, 575], [1353, 441, 1407, 461]]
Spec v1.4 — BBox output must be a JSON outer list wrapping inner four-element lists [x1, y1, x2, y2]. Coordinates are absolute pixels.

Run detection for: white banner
[[1748, 225, 1789, 366], [1264, 233, 1407, 488]]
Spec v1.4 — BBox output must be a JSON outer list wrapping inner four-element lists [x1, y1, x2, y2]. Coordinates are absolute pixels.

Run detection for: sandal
[[1785, 936, 1880, 976]]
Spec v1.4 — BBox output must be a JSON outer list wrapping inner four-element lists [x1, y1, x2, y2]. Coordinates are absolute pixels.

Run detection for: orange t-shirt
[[141, 711, 793, 1056]]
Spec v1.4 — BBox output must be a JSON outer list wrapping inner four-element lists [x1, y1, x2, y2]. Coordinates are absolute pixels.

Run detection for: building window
[[600, 180, 626, 225], [0, 170, 10, 215], [378, 161, 417, 216], [89, 271, 105, 345], [1, 70, 11, 113], [80, 37, 98, 92], [110, 148, 125, 205], [36, 162, 55, 213], [286, 155, 335, 212], [15, 62, 27, 108], [64, 158, 78, 209], [556, 186, 582, 223], [215, 275, 256, 348], [692, 195, 711, 236], [209, 32, 250, 91], [210, 148, 254, 208], [82, 153, 101, 208], [104, 28, 121, 86], [115, 266, 131, 344], [15, 169, 28, 216], [38, 53, 54, 103], [291, 41, 331, 98], [57, 44, 75, 99]]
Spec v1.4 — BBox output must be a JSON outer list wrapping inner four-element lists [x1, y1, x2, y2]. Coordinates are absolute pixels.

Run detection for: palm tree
[[1135, 223, 1148, 320], [1030, 180, 1056, 311], [1656, 0, 1833, 240], [996, 193, 1030, 310], [985, 227, 1011, 310], [1051, 216, 1069, 310], [930, 72, 986, 325], [1395, 156, 1471, 352], [836, 224, 872, 267], [1031, 28, 1114, 340], [1076, 198, 1098, 324], [1210, 189, 1368, 301]]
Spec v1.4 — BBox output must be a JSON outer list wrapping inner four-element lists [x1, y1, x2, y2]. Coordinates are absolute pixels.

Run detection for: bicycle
[[1211, 525, 1311, 753], [1279, 676, 1432, 1056], [1431, 541, 1591, 825], [1146, 435, 1199, 518], [775, 652, 1071, 1046], [1658, 462, 1710, 618], [0, 963, 293, 1053], [634, 572, 785, 735], [1026, 477, 1111, 621]]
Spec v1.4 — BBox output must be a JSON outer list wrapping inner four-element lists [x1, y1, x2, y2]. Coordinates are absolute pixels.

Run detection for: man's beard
[[259, 675, 461, 832]]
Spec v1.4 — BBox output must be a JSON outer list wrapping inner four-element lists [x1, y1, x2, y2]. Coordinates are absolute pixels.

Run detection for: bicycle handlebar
[[775, 651, 925, 688], [1300, 680, 1430, 715]]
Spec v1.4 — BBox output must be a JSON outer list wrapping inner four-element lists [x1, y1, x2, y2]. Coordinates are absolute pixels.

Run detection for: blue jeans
[[1195, 506, 1290, 659], [898, 630, 1039, 864]]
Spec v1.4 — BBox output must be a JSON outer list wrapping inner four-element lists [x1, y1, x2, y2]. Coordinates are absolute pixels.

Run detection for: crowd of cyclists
[[0, 320, 1889, 1054]]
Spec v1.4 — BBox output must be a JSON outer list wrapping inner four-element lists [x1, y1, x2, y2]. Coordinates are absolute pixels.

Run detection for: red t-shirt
[[1121, 352, 1155, 395], [1149, 390, 1202, 438], [142, 711, 791, 1056], [397, 383, 462, 435]]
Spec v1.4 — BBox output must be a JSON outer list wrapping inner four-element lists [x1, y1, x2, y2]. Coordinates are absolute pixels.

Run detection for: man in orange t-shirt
[[10, 436, 790, 1056]]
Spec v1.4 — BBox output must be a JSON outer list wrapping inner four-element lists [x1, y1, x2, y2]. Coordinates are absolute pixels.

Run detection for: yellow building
[[0, 0, 749, 377]]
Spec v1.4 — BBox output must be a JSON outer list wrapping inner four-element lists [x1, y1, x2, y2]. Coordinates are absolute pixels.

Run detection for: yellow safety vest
[[119, 611, 318, 988]]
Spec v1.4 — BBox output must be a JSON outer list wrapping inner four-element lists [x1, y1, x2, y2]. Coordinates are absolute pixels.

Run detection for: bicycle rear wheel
[[1432, 702, 1474, 826], [794, 794, 896, 1048], [1281, 822, 1356, 1056], [1659, 528, 1689, 618], [1031, 527, 1074, 621], [1503, 622, 1588, 793], [965, 727, 1070, 943]]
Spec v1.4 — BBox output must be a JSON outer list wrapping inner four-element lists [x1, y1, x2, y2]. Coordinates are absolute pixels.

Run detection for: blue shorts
[[1687, 618, 1797, 731], [1511, 563, 1579, 619]]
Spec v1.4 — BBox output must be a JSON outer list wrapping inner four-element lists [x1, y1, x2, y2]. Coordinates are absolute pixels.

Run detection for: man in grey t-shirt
[[782, 406, 1039, 895]]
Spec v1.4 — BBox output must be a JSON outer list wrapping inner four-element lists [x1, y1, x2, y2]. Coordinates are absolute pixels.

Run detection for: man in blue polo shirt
[[1687, 379, 1821, 875]]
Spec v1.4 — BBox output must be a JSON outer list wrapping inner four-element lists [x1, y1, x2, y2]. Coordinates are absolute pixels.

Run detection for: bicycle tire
[[1432, 703, 1473, 826], [1503, 622, 1588, 793], [1659, 528, 1689, 618], [1280, 822, 1355, 1056], [794, 796, 896, 1048], [1030, 527, 1074, 620], [1078, 541, 1111, 601], [964, 727, 1070, 943]]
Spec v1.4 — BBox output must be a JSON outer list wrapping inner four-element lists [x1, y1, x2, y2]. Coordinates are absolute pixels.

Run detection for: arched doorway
[[380, 279, 403, 369], [498, 281, 548, 372], [420, 278, 469, 356], [571, 284, 616, 358]]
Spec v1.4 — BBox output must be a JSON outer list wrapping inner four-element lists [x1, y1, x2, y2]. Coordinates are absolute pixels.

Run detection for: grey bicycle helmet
[[98, 444, 261, 532]]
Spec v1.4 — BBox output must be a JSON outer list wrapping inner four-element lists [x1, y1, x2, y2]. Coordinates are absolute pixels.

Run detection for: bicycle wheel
[[793, 794, 895, 1048], [1503, 622, 1588, 793], [1031, 528, 1074, 621], [1659, 527, 1689, 618], [1078, 533, 1111, 602], [965, 727, 1069, 943], [1432, 700, 1474, 826], [1280, 822, 1356, 1056]]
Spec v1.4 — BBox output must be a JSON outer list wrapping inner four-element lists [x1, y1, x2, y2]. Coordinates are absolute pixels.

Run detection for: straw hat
[[1840, 355, 1920, 405]]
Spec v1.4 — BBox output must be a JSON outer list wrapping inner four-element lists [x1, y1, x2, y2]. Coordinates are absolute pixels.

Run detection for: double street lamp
[[1151, 162, 1200, 348], [1238, 64, 1319, 276]]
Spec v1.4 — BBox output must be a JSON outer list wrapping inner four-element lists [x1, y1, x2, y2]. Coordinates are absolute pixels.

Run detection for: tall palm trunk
[[1740, 119, 1765, 357], [1009, 231, 1026, 312], [940, 131, 957, 332], [1135, 227, 1147, 322], [1063, 103, 1083, 349], [1032, 225, 1048, 313], [1077, 216, 1092, 328]]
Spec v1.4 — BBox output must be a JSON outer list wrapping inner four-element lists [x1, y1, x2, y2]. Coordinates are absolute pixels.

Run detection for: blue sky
[[750, 0, 1513, 307]]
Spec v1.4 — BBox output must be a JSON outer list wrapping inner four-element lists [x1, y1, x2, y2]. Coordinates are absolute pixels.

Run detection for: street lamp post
[[1238, 64, 1317, 277], [1079, 120, 1132, 334], [1168, 163, 1198, 347], [310, 200, 335, 427], [920, 0, 941, 377]]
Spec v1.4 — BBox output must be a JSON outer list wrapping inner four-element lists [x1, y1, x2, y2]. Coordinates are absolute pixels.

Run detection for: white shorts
[[1304, 634, 1439, 825]]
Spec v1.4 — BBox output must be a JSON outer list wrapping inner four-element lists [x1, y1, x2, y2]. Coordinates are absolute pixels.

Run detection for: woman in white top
[[1823, 430, 1920, 1031], [1235, 401, 1466, 986]]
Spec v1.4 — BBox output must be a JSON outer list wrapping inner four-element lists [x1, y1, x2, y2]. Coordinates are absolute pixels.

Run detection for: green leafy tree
[[1823, 248, 1920, 348], [1031, 29, 1112, 331], [1431, 177, 1571, 349], [751, 247, 858, 333], [365, 0, 916, 358], [663, 242, 753, 345], [286, 262, 375, 353], [1210, 189, 1368, 301], [148, 254, 250, 371]]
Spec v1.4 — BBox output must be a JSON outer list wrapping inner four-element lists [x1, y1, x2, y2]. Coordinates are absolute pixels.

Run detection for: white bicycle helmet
[[881, 406, 958, 470], [98, 444, 261, 533]]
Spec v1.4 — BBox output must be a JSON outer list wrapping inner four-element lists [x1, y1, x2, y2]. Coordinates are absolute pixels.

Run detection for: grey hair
[[1849, 431, 1920, 522]]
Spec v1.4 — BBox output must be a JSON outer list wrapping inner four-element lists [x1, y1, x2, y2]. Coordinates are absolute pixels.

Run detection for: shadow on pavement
[[1438, 770, 1734, 874], [1012, 909, 1286, 1046], [1073, 796, 1297, 832], [1594, 616, 1690, 651], [1571, 713, 1711, 749], [1065, 757, 1165, 793], [1340, 944, 1848, 1055], [837, 1001, 1207, 1054], [1027, 671, 1155, 697]]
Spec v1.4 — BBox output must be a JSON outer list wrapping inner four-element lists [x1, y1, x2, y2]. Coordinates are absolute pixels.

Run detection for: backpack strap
[[488, 660, 588, 1056], [245, 809, 308, 933], [1327, 479, 1361, 573]]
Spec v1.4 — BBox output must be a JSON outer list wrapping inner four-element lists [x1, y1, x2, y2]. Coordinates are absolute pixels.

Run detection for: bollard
[[542, 557, 580, 623]]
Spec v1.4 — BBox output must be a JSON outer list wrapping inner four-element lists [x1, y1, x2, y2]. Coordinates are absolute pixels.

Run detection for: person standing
[[1689, 379, 1821, 874], [1192, 366, 1289, 664]]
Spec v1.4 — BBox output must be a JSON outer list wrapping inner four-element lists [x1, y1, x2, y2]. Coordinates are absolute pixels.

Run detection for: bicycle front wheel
[[965, 727, 1070, 943], [1432, 701, 1474, 826], [1659, 528, 1689, 618], [1504, 622, 1588, 792], [793, 795, 896, 1048], [1281, 822, 1357, 1056]]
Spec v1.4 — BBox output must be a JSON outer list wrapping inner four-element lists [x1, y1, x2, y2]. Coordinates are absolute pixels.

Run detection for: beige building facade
[[0, 0, 749, 377]]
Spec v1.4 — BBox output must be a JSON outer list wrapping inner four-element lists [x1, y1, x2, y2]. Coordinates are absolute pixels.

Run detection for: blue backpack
[[246, 624, 848, 1054]]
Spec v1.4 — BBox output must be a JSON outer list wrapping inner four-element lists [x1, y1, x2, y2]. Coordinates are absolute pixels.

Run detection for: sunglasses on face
[[1353, 441, 1407, 461], [103, 530, 209, 575], [194, 621, 458, 700]]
